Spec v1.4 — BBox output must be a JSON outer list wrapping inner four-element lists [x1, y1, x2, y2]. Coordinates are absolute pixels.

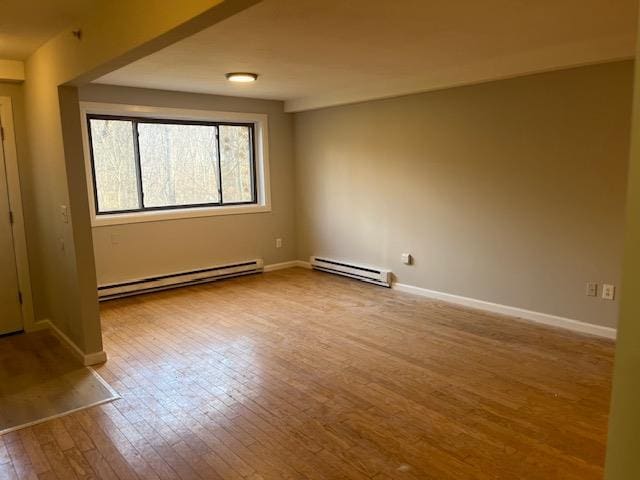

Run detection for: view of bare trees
[[90, 119, 140, 212], [139, 123, 219, 207], [89, 118, 254, 213], [220, 125, 252, 203]]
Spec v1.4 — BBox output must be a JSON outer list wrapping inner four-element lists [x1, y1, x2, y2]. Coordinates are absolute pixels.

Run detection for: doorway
[[0, 99, 24, 335]]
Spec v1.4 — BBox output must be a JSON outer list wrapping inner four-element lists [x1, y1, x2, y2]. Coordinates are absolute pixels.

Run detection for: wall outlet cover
[[586, 282, 598, 297]]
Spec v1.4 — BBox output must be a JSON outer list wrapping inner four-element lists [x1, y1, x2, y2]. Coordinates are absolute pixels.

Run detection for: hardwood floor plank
[[63, 447, 98, 480], [19, 429, 52, 475]]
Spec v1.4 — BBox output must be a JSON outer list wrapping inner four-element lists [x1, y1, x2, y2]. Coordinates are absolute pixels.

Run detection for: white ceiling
[[96, 0, 638, 112], [0, 0, 96, 60]]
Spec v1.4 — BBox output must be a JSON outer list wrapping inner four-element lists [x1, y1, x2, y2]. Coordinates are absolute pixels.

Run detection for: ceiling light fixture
[[225, 72, 258, 83]]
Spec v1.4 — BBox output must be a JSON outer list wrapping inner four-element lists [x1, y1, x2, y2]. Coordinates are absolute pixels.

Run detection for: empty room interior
[[2, 0, 640, 478]]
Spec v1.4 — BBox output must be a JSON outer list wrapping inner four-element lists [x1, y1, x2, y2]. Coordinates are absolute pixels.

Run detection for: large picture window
[[87, 114, 257, 215]]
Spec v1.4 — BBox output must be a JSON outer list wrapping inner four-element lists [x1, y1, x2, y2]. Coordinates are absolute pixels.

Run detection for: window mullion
[[249, 125, 257, 203], [132, 120, 145, 210], [215, 125, 223, 205]]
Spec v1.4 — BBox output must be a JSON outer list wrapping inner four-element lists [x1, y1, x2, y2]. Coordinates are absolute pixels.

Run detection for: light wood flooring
[[0, 268, 614, 479]]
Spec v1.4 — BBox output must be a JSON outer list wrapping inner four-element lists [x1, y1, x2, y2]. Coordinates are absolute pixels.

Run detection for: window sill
[[91, 203, 271, 227]]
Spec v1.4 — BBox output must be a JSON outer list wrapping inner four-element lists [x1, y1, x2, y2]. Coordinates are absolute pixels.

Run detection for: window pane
[[138, 123, 219, 208], [220, 125, 253, 203], [89, 119, 140, 212]]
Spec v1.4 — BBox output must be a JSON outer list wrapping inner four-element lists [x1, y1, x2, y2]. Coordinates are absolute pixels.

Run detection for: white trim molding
[[0, 96, 36, 332], [38, 319, 108, 366], [263, 260, 310, 272], [79, 101, 272, 227], [392, 282, 616, 339]]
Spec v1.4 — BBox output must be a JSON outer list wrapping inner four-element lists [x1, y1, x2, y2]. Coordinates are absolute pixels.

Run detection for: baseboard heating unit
[[310, 256, 392, 287], [98, 259, 264, 300]]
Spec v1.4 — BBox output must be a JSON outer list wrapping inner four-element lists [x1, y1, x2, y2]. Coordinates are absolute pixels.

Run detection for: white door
[[0, 116, 23, 335]]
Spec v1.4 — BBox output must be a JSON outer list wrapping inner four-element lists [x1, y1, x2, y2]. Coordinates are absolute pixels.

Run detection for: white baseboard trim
[[392, 283, 617, 339], [264, 260, 311, 272], [37, 319, 108, 366], [25, 319, 51, 333]]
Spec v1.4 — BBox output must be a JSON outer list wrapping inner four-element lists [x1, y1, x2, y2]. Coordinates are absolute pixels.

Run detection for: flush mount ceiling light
[[225, 72, 258, 83]]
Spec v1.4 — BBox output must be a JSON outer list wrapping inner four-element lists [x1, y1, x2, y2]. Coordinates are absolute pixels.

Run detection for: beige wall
[[22, 62, 101, 353], [604, 19, 640, 478], [294, 61, 633, 328], [79, 84, 296, 285]]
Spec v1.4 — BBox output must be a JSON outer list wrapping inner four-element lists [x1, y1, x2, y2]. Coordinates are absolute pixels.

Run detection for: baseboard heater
[[98, 259, 264, 300], [310, 256, 392, 287]]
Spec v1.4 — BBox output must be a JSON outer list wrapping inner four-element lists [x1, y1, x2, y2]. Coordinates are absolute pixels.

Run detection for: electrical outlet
[[602, 284, 615, 301], [275, 238, 283, 248], [586, 282, 598, 297]]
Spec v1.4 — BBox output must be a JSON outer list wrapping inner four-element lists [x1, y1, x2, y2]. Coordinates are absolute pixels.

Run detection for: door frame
[[0, 96, 34, 331]]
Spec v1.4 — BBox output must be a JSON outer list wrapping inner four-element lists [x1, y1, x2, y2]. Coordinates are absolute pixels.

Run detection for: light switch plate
[[60, 205, 69, 224], [602, 284, 615, 301]]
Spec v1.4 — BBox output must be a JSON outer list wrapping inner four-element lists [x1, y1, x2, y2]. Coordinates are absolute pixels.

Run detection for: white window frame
[[80, 102, 271, 227]]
